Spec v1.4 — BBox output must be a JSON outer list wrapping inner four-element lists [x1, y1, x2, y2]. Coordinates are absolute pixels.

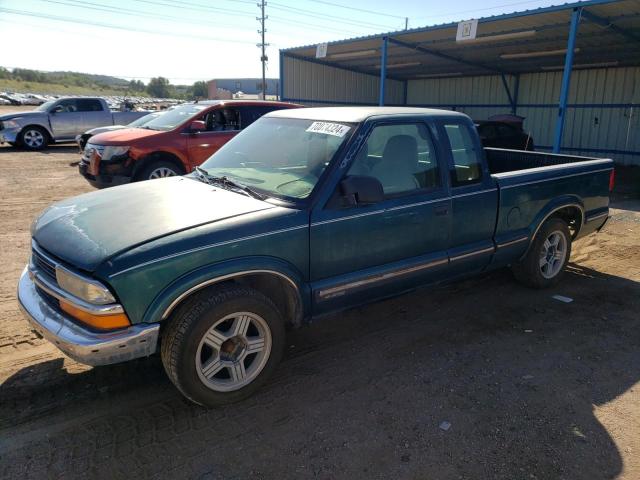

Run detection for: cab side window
[[55, 99, 78, 113], [239, 106, 278, 129], [443, 123, 483, 186], [203, 108, 240, 132], [76, 99, 103, 112], [347, 123, 439, 197]]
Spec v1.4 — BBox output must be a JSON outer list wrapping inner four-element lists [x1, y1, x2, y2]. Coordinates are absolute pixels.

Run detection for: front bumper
[[79, 160, 133, 189], [0, 128, 19, 144], [17, 267, 159, 366]]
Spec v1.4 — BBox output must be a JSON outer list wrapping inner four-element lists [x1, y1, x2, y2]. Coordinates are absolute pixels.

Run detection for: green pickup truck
[[18, 107, 614, 406]]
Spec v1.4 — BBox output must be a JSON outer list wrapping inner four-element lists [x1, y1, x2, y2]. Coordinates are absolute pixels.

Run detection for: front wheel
[[19, 127, 49, 150], [161, 285, 286, 407], [512, 217, 571, 288], [137, 160, 183, 181]]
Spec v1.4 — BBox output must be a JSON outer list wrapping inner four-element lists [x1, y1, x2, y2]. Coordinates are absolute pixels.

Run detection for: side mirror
[[190, 120, 206, 132], [340, 175, 384, 206], [51, 105, 64, 114]]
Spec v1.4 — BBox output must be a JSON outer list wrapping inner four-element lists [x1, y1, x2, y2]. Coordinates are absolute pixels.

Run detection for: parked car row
[[17, 104, 613, 406], [0, 90, 181, 107], [0, 97, 151, 149]]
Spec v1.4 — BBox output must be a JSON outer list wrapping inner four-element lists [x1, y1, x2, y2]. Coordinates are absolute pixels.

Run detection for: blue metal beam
[[581, 9, 640, 44], [553, 7, 582, 153], [387, 37, 508, 75], [500, 73, 515, 111], [512, 74, 520, 115], [281, 51, 403, 82], [379, 36, 388, 106]]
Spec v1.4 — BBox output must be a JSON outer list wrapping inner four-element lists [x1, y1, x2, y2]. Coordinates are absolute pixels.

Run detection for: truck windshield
[[199, 117, 353, 200], [143, 104, 207, 131]]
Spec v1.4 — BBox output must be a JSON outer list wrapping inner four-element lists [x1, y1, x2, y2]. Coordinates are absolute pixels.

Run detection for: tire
[[161, 285, 286, 407], [137, 160, 183, 181], [19, 126, 49, 150], [512, 217, 572, 289]]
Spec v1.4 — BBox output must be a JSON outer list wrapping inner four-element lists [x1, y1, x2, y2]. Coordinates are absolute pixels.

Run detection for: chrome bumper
[[17, 267, 159, 366]]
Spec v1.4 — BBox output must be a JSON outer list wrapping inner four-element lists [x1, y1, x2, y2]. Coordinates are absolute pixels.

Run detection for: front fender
[[141, 256, 310, 325]]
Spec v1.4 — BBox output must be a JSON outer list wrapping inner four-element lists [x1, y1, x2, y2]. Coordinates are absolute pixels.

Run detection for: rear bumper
[[18, 267, 159, 366]]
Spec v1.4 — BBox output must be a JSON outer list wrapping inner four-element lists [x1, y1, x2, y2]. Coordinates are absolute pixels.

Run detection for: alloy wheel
[[195, 312, 272, 392]]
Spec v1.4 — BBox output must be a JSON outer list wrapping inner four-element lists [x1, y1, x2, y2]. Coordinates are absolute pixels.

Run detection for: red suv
[[79, 100, 301, 188]]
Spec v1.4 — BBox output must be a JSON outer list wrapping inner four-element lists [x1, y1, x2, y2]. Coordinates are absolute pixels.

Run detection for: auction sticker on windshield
[[306, 122, 351, 137]]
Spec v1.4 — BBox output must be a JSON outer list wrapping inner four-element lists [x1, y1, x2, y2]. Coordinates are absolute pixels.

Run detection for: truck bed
[[484, 147, 607, 174], [483, 147, 614, 264]]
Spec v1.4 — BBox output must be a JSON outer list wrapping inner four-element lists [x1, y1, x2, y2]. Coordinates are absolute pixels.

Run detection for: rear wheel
[[161, 285, 286, 407], [512, 217, 571, 288], [137, 160, 183, 181], [19, 127, 49, 150]]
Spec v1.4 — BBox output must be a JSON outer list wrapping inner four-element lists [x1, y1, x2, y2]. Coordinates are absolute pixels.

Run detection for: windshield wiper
[[193, 166, 264, 200]]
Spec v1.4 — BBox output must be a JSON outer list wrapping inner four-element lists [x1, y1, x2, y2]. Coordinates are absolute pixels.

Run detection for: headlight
[[101, 145, 129, 161], [3, 120, 20, 129], [55, 265, 116, 304]]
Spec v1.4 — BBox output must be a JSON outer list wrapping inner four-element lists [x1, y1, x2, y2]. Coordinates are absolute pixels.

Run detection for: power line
[[0, 7, 258, 44], [35, 0, 256, 31], [299, 0, 406, 20], [269, 2, 396, 30], [413, 0, 553, 20]]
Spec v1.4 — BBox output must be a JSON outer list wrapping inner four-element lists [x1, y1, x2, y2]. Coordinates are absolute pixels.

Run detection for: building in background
[[280, 0, 640, 165], [207, 78, 279, 100]]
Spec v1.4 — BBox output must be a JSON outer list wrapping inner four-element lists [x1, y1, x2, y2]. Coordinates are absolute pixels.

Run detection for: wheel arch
[[143, 258, 309, 328], [19, 124, 53, 143], [521, 197, 584, 260], [133, 151, 186, 179]]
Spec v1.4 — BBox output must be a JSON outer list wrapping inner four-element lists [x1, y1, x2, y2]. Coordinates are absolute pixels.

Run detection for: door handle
[[434, 205, 448, 216]]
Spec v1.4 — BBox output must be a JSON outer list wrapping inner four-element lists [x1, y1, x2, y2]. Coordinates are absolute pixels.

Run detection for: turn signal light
[[59, 299, 131, 330]]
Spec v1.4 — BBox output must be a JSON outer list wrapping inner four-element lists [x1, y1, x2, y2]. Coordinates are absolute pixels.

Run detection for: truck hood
[[90, 127, 164, 145], [86, 125, 127, 135], [0, 111, 43, 121], [32, 177, 275, 271]]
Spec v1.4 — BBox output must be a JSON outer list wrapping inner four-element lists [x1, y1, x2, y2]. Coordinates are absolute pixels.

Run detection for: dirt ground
[[0, 107, 639, 479]]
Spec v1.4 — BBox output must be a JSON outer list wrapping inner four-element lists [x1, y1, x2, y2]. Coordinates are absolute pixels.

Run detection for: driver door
[[309, 120, 451, 315], [48, 99, 79, 140]]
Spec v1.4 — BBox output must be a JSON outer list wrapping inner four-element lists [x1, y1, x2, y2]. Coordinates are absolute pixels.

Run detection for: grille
[[32, 247, 57, 282], [36, 285, 61, 311]]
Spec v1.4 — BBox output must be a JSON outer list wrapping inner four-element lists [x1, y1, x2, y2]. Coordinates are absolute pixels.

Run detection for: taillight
[[609, 169, 615, 192]]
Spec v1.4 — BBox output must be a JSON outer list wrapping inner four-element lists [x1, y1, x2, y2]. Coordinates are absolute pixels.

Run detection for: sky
[[0, 0, 564, 85]]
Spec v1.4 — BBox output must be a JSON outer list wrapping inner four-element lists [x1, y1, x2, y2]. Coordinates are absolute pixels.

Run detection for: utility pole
[[405, 17, 408, 30], [257, 0, 269, 100]]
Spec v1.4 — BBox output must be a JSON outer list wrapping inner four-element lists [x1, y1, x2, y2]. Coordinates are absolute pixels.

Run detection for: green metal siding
[[282, 55, 404, 106], [405, 67, 640, 165]]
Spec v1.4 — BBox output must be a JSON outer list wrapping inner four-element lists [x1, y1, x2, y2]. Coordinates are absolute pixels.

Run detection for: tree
[[147, 76, 172, 98], [129, 79, 145, 92], [191, 81, 208, 99], [0, 67, 10, 79]]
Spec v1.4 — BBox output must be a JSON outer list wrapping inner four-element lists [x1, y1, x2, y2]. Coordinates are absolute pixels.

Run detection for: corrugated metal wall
[[407, 75, 514, 121], [281, 55, 404, 107], [406, 67, 640, 165]]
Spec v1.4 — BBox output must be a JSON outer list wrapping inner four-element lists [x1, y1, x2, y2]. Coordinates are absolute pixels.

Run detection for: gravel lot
[[1, 105, 639, 479]]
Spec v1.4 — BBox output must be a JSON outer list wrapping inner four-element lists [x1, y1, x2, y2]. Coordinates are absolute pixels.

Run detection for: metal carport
[[280, 0, 640, 163]]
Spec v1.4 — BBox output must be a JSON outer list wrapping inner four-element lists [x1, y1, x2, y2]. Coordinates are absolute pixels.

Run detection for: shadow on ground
[[1, 265, 639, 479]]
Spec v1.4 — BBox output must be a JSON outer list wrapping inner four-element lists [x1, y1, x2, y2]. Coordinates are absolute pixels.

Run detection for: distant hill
[[46, 71, 132, 87], [0, 66, 192, 98]]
